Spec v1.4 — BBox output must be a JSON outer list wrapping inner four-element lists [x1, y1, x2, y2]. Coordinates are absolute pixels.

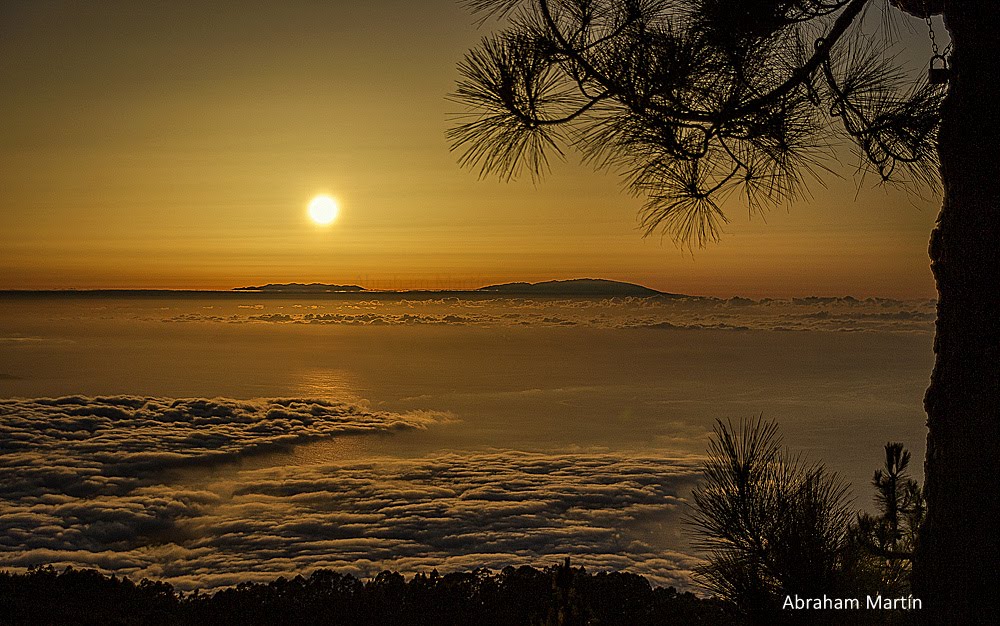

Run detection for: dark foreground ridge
[[0, 562, 736, 626]]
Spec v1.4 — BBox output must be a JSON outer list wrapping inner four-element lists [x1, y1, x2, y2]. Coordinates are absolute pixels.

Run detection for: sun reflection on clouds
[[292, 368, 362, 402]]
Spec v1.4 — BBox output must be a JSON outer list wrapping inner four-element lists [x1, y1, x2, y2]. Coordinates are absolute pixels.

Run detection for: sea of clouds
[[159, 295, 937, 333], [0, 396, 701, 590]]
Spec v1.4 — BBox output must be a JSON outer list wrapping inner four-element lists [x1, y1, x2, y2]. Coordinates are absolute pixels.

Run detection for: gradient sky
[[0, 1, 944, 297]]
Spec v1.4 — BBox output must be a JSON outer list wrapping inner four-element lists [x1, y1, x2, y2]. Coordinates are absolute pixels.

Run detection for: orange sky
[[0, 1, 944, 298]]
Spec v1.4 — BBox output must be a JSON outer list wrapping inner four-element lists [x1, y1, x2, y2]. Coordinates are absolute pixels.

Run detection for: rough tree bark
[[913, 0, 1000, 621]]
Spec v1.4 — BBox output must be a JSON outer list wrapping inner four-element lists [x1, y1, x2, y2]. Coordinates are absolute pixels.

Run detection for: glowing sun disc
[[308, 195, 339, 225]]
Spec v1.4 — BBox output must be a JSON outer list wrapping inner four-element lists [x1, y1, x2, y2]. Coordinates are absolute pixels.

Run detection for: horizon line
[[0, 287, 931, 302]]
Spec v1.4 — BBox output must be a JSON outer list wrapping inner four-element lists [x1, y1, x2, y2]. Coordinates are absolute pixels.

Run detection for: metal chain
[[925, 14, 939, 56]]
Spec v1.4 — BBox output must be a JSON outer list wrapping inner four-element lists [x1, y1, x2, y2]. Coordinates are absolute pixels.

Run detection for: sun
[[307, 195, 339, 225]]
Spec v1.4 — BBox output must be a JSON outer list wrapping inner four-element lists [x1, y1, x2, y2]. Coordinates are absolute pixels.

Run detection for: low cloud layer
[[1, 396, 701, 590], [0, 396, 444, 498], [158, 295, 936, 333]]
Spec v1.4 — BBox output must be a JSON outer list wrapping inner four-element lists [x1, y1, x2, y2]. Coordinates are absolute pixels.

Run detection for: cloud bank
[[1, 396, 700, 590], [0, 396, 444, 497], [158, 295, 936, 333]]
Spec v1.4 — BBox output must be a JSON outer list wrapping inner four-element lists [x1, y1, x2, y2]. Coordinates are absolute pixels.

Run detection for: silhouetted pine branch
[[686, 418, 926, 623], [450, 0, 943, 246]]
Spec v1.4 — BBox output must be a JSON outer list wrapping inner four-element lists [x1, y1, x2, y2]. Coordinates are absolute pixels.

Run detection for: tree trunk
[[913, 1, 1000, 621]]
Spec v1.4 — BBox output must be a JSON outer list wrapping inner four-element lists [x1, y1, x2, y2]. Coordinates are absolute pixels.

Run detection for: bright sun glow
[[307, 195, 339, 225]]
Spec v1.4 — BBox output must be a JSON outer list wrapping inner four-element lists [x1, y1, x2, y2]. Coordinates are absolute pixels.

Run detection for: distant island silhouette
[[232, 278, 673, 297], [0, 279, 691, 299], [478, 278, 670, 296], [234, 283, 366, 293]]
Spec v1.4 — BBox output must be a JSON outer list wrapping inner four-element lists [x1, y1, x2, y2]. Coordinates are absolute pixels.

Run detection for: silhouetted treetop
[[0, 564, 738, 625], [450, 0, 943, 245]]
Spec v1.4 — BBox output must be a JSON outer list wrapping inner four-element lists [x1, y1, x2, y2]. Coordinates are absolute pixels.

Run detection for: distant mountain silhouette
[[231, 278, 679, 297], [234, 283, 366, 293], [478, 278, 673, 297]]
